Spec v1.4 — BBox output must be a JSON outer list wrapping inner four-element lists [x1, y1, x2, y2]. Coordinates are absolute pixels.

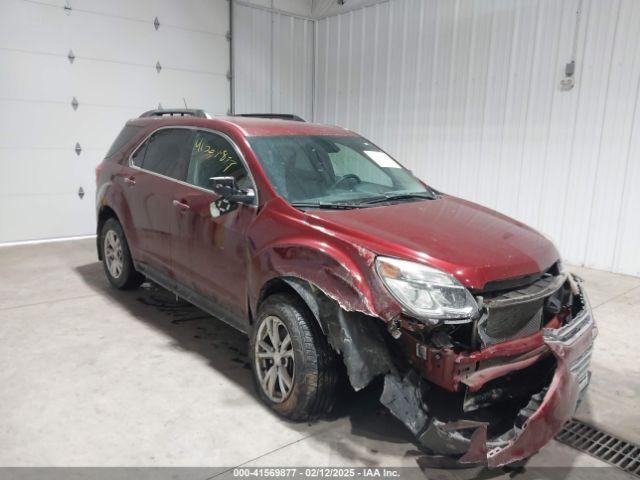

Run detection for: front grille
[[482, 301, 543, 344], [556, 419, 640, 477], [478, 273, 567, 346]]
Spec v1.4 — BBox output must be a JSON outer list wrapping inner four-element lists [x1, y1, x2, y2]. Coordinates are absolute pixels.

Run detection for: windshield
[[248, 135, 433, 207]]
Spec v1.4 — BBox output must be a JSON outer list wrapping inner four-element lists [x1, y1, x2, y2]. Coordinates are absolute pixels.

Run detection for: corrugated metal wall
[[315, 0, 640, 276], [233, 2, 314, 120]]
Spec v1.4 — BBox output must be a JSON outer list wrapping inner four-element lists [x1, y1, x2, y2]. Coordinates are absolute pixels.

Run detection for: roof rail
[[234, 113, 306, 122], [139, 109, 208, 118]]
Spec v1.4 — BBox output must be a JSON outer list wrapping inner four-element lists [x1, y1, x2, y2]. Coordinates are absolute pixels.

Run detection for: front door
[[170, 129, 257, 324]]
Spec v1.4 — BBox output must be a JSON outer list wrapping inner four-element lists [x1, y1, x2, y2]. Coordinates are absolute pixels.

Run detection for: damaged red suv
[[96, 109, 596, 467]]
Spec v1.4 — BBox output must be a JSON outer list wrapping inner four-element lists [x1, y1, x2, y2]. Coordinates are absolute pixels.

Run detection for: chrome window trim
[[127, 125, 259, 207]]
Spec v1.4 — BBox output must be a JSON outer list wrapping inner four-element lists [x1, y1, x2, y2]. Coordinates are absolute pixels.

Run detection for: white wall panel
[[0, 0, 230, 243], [233, 2, 314, 120], [315, 0, 640, 276]]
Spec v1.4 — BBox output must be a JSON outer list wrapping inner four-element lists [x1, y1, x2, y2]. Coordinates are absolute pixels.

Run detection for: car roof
[[128, 115, 357, 137]]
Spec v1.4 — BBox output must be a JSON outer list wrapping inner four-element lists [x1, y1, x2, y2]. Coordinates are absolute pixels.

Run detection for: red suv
[[96, 109, 596, 467]]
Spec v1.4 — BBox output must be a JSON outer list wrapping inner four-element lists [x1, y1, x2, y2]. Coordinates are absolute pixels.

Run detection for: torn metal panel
[[280, 277, 395, 391], [419, 420, 485, 457], [380, 372, 429, 437], [313, 287, 395, 391], [325, 308, 396, 390]]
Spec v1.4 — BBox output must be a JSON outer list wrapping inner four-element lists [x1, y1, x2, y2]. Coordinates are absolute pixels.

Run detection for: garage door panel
[[68, 61, 159, 107], [1, 100, 141, 153], [70, 0, 157, 21], [158, 70, 229, 115], [73, 106, 145, 151], [0, 150, 84, 197], [155, 30, 229, 74], [0, 0, 229, 243], [154, 0, 229, 35], [0, 51, 73, 102], [0, 102, 78, 149], [0, 1, 71, 55], [0, 193, 94, 242], [65, 13, 158, 65], [0, 3, 227, 75]]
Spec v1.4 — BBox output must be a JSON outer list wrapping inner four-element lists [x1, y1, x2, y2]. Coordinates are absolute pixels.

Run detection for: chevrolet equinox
[[95, 109, 596, 467]]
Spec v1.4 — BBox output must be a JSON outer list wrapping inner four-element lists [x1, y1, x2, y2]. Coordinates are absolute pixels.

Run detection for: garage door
[[0, 0, 230, 243]]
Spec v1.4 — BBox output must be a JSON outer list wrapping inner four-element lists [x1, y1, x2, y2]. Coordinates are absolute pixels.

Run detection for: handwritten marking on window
[[194, 135, 239, 172]]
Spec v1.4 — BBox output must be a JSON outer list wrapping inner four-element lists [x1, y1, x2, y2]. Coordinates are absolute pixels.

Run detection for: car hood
[[305, 195, 559, 290]]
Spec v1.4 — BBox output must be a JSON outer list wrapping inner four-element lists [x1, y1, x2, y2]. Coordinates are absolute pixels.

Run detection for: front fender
[[250, 238, 401, 323]]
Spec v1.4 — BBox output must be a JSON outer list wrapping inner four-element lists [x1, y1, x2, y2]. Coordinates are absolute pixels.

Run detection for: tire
[[250, 293, 338, 421], [100, 217, 145, 290]]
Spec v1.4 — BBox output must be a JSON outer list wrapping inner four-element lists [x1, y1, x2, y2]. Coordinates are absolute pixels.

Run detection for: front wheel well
[[256, 277, 323, 333]]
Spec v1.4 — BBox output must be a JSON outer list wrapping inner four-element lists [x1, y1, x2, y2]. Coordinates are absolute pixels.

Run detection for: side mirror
[[210, 176, 255, 204]]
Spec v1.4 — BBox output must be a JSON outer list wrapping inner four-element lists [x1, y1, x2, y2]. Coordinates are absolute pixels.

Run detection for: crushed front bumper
[[381, 280, 597, 468], [476, 294, 597, 467]]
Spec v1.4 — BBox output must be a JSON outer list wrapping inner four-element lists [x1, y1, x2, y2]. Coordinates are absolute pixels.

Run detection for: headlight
[[375, 256, 478, 324]]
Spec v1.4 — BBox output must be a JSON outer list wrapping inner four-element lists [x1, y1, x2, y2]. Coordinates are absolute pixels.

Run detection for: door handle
[[124, 176, 136, 186], [172, 199, 190, 211]]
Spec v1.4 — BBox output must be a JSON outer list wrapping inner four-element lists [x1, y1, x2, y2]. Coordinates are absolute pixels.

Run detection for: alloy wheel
[[104, 230, 124, 279], [255, 315, 295, 403]]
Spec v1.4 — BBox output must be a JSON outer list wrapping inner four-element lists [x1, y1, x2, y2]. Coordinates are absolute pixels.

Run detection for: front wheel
[[250, 293, 338, 421], [100, 217, 145, 290]]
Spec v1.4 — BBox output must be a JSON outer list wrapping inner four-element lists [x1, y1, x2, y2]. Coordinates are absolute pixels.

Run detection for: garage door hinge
[[226, 70, 232, 81], [71, 97, 79, 110], [154, 17, 160, 30], [75, 142, 82, 156], [78, 187, 85, 199], [156, 61, 162, 73], [64, 1, 72, 14], [67, 50, 75, 64], [225, 31, 231, 41]]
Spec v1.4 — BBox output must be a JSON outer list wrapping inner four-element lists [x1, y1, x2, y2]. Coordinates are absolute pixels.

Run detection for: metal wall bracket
[[75, 142, 82, 156]]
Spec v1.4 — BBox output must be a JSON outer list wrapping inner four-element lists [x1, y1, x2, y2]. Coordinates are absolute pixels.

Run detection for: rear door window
[[136, 129, 193, 181]]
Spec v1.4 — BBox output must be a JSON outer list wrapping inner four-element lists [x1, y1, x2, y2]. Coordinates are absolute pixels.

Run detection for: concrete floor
[[0, 238, 638, 478]]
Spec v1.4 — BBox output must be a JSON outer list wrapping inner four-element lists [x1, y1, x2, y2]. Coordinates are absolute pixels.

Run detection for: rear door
[[124, 128, 193, 279]]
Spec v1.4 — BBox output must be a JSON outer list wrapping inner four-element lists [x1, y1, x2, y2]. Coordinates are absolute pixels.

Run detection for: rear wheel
[[250, 293, 338, 421], [100, 217, 144, 290]]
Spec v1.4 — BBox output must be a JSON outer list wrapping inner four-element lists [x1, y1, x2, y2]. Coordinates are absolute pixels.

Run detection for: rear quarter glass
[[105, 125, 145, 159]]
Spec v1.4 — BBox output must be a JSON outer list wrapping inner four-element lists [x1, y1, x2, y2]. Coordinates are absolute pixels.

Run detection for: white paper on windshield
[[364, 150, 401, 168]]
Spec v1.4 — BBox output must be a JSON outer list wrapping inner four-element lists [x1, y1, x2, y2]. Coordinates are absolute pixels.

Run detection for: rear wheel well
[[96, 206, 118, 260]]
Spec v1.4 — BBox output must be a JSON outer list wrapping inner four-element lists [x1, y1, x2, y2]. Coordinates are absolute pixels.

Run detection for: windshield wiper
[[291, 202, 362, 210], [356, 192, 436, 205]]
